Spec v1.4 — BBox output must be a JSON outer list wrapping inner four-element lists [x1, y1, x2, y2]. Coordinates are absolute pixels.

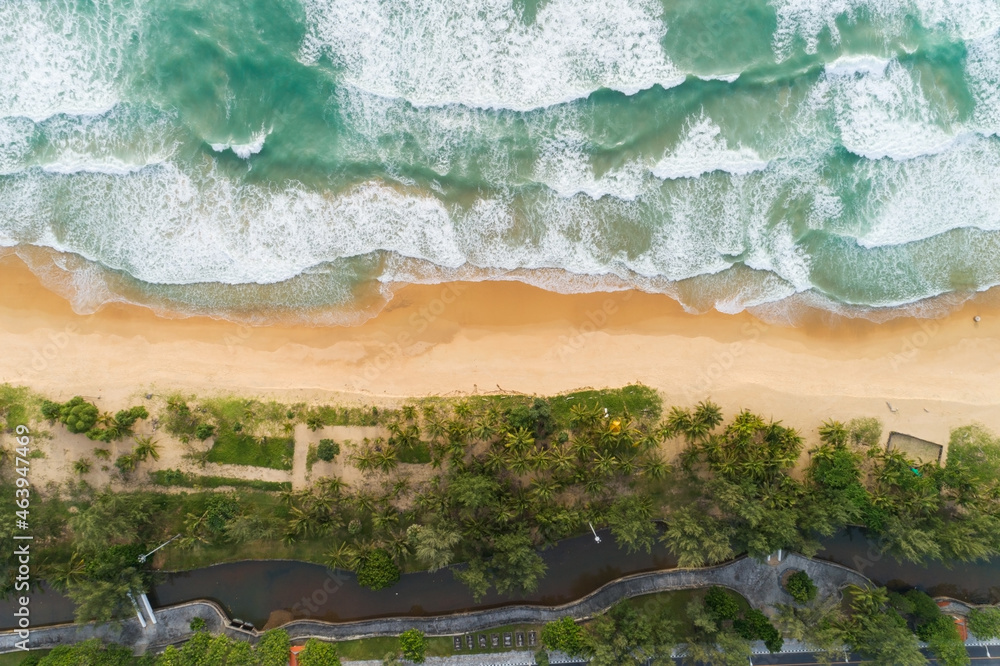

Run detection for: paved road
[[551, 643, 1000, 666], [749, 645, 1000, 665]]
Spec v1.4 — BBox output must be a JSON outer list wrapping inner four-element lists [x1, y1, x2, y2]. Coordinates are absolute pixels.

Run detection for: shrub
[[534, 650, 550, 666], [734, 608, 783, 653], [356, 549, 400, 590], [298, 637, 341, 666], [114, 454, 137, 477], [317, 439, 339, 461], [969, 608, 1000, 639], [195, 423, 216, 440], [785, 570, 818, 603], [705, 586, 740, 621], [60, 397, 99, 434], [189, 617, 207, 632], [149, 469, 290, 492], [399, 629, 426, 664], [541, 616, 589, 657], [256, 629, 291, 666]]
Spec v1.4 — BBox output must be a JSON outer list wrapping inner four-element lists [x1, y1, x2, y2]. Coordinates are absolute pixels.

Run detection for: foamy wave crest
[[0, 0, 143, 121], [0, 163, 467, 285], [965, 29, 1000, 135], [771, 0, 1000, 58], [533, 134, 648, 201], [209, 129, 270, 159], [652, 115, 768, 180], [0, 118, 36, 175], [300, 0, 683, 111], [847, 137, 1000, 247], [822, 58, 965, 160]]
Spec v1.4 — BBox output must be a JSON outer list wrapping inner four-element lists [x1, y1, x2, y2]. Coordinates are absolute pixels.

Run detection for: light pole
[[588, 522, 601, 544], [138, 534, 181, 563]]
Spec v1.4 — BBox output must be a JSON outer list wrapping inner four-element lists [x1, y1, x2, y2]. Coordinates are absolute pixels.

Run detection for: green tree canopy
[[398, 629, 427, 664]]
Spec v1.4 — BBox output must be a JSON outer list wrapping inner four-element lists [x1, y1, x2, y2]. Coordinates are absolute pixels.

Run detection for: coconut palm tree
[[550, 445, 576, 476], [640, 453, 670, 480], [325, 542, 359, 570], [593, 451, 618, 477], [132, 435, 160, 462], [818, 419, 849, 446], [693, 400, 724, 431], [569, 402, 602, 429], [504, 427, 534, 453]]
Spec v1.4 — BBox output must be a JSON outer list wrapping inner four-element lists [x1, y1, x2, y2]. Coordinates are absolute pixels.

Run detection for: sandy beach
[[2, 252, 999, 449]]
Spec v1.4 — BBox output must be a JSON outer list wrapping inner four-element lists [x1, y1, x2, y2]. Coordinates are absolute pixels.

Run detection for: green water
[[1, 0, 999, 322]]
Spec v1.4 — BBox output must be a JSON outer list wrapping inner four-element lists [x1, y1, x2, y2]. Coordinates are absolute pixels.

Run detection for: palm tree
[[848, 585, 889, 616], [640, 453, 670, 480], [132, 435, 160, 462], [402, 405, 417, 421], [325, 542, 358, 570], [529, 447, 552, 471], [530, 478, 558, 503], [508, 451, 532, 476], [72, 458, 92, 475], [664, 406, 692, 438], [372, 506, 399, 532], [42, 553, 85, 592], [693, 400, 724, 431], [818, 420, 848, 446], [504, 427, 534, 453], [550, 445, 576, 476], [584, 475, 606, 497], [569, 402, 601, 429], [593, 451, 618, 477]]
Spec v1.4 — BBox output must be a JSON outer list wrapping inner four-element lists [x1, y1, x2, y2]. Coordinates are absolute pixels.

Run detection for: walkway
[[0, 554, 869, 654]]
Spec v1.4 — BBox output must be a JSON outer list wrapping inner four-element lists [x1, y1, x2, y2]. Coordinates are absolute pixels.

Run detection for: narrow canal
[[4, 527, 997, 630]]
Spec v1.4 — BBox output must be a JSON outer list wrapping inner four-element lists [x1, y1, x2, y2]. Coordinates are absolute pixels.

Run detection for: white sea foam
[[0, 163, 468, 285], [818, 58, 964, 160], [696, 73, 742, 83], [41, 156, 164, 176], [770, 0, 1000, 58], [209, 129, 270, 159], [532, 134, 648, 201], [824, 54, 891, 77], [0, 0, 141, 122], [0, 118, 36, 175], [849, 137, 1000, 247], [965, 29, 1000, 135], [652, 116, 769, 180], [299, 0, 683, 110]]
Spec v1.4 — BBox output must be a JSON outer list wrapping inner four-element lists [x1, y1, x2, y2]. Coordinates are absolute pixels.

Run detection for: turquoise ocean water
[[2, 0, 999, 323]]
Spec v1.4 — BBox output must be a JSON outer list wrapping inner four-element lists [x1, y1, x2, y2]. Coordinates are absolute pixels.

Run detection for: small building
[[289, 645, 304, 666], [887, 431, 943, 464]]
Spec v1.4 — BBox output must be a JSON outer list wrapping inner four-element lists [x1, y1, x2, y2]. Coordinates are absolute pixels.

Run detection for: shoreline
[[3, 253, 1000, 446]]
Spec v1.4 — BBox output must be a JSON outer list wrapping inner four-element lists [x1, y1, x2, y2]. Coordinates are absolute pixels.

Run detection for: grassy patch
[[206, 431, 294, 470], [305, 404, 400, 429], [549, 384, 662, 426], [397, 441, 431, 464], [333, 623, 544, 660], [0, 383, 42, 430], [620, 588, 741, 637], [149, 469, 290, 492], [0, 650, 52, 665]]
